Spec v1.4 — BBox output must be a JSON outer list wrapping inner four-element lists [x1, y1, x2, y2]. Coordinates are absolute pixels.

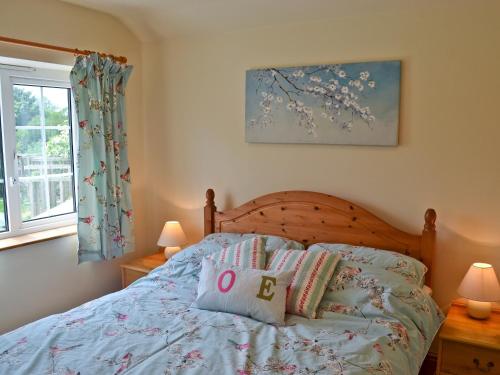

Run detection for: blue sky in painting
[[245, 61, 400, 145]]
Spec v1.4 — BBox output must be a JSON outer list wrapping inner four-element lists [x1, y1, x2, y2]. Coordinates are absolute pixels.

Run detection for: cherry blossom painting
[[245, 60, 400, 145]]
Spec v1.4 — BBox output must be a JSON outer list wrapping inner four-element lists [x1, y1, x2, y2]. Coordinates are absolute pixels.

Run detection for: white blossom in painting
[[245, 61, 400, 145]]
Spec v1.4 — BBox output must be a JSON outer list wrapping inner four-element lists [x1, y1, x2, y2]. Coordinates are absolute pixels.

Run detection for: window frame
[[0, 62, 77, 239]]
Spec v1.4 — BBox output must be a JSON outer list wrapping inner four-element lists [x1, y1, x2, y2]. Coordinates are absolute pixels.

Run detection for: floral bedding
[[0, 234, 443, 375]]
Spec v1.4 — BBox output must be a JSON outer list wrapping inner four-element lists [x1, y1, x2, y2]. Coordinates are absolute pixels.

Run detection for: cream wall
[[143, 2, 500, 308], [0, 0, 146, 333]]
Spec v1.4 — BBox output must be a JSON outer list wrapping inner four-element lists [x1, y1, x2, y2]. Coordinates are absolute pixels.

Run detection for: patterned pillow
[[266, 248, 341, 318], [202, 232, 305, 252], [192, 258, 294, 324], [307, 243, 427, 286], [211, 236, 267, 269]]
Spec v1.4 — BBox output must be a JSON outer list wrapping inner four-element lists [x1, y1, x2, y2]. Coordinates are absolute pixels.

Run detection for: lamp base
[[164, 246, 181, 259], [467, 299, 492, 319]]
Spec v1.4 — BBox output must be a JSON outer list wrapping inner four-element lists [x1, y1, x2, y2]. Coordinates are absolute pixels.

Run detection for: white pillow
[[192, 258, 294, 324]]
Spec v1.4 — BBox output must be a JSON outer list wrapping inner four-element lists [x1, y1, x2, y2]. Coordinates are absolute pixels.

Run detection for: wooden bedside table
[[437, 301, 500, 374], [120, 252, 166, 288]]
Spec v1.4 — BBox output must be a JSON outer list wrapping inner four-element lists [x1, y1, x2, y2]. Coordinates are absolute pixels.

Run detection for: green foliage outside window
[[14, 86, 70, 158]]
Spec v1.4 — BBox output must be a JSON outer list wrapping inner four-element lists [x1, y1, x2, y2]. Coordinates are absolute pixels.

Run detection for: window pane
[[14, 84, 75, 222], [20, 179, 47, 221], [16, 129, 43, 177], [13, 85, 41, 126], [0, 188, 6, 231], [46, 129, 71, 173], [43, 87, 69, 127], [0, 111, 7, 232]]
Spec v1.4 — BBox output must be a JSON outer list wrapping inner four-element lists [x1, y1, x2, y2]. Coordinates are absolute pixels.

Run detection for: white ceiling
[[61, 0, 466, 42]]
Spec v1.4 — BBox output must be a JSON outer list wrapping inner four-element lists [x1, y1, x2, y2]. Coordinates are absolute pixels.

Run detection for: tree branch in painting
[[248, 64, 377, 137]]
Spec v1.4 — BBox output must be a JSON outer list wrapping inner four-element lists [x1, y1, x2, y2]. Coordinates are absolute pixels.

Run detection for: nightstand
[[437, 301, 500, 374], [120, 252, 166, 288]]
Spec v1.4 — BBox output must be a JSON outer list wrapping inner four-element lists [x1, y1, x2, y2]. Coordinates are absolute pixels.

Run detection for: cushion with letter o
[[192, 258, 294, 324]]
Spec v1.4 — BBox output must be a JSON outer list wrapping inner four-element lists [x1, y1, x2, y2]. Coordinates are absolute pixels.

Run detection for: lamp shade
[[457, 263, 500, 302], [157, 221, 187, 247]]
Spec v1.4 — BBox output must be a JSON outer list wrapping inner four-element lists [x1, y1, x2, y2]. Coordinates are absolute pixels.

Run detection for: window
[[0, 59, 76, 238]]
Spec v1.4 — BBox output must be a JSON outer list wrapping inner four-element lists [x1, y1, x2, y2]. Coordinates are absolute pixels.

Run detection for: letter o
[[217, 270, 236, 293]]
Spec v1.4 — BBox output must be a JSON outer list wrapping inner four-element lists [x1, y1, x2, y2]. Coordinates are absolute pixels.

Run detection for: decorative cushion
[[211, 236, 267, 269], [192, 258, 294, 324], [266, 248, 341, 318]]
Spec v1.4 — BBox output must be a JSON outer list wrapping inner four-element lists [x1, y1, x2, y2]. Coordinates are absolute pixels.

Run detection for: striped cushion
[[266, 248, 341, 318], [213, 236, 267, 269]]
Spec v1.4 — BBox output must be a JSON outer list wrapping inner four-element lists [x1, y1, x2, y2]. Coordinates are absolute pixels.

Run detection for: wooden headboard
[[203, 189, 436, 286]]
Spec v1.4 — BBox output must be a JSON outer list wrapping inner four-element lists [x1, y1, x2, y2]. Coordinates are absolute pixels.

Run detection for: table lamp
[[457, 262, 500, 319], [157, 221, 187, 259]]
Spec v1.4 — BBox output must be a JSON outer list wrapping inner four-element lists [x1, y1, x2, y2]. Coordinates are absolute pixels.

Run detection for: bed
[[0, 189, 443, 374]]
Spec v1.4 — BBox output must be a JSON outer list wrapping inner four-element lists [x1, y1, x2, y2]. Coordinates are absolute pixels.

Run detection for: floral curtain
[[71, 53, 134, 263]]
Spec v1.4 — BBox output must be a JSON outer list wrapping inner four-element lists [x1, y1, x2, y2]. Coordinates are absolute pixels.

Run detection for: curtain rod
[[0, 35, 127, 64]]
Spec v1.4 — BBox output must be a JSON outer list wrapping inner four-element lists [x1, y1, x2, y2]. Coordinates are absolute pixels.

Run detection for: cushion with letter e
[[192, 258, 294, 325]]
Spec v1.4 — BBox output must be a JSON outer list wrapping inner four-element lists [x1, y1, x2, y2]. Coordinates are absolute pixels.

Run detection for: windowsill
[[0, 225, 77, 251]]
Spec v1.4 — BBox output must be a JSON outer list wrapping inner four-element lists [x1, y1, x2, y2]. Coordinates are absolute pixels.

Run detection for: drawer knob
[[473, 358, 495, 372]]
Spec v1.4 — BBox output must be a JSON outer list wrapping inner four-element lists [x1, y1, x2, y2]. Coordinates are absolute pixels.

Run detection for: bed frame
[[203, 189, 436, 286]]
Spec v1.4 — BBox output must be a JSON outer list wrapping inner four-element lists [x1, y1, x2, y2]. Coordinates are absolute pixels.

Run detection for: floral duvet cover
[[0, 234, 443, 374]]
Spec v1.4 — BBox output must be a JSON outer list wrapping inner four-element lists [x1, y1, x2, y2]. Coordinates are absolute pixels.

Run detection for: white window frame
[[0, 59, 77, 239]]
